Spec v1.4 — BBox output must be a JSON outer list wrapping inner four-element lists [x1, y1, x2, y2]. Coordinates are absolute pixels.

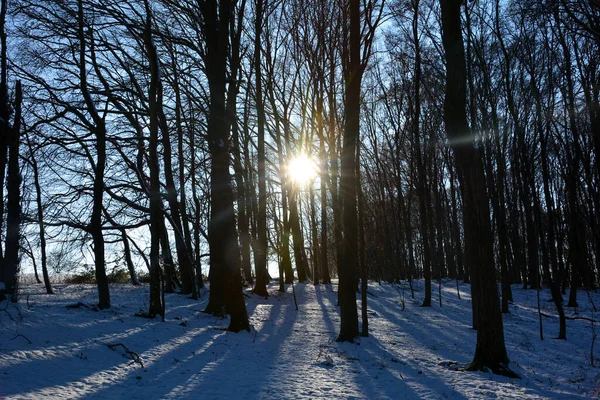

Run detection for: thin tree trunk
[[358, 140, 368, 337], [310, 186, 320, 285], [254, 0, 269, 297], [121, 229, 140, 286], [411, 0, 432, 307], [25, 131, 53, 294]]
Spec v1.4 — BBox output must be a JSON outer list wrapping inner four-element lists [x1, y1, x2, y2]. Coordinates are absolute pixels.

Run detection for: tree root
[[66, 302, 98, 311], [463, 361, 520, 379]]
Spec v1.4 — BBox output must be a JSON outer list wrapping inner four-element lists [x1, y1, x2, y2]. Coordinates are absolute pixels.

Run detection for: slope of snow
[[0, 280, 598, 399]]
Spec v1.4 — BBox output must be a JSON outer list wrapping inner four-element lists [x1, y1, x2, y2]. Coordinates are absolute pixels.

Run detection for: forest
[[0, 0, 599, 395]]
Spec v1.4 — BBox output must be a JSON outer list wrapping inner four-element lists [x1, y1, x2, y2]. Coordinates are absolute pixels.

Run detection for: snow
[[1, 280, 599, 399]]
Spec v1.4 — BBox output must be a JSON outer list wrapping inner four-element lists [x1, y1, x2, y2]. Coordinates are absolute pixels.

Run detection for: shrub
[[65, 269, 96, 284], [107, 268, 130, 284], [137, 272, 151, 284]]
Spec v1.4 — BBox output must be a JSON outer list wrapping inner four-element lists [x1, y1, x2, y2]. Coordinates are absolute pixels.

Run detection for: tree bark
[[439, 0, 516, 377], [144, 0, 163, 318], [201, 0, 250, 332], [78, 0, 109, 309], [337, 0, 361, 343], [253, 0, 269, 297], [25, 131, 53, 294], [2, 81, 21, 299]]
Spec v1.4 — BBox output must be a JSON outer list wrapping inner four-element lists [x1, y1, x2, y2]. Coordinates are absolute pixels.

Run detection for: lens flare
[[287, 154, 317, 186]]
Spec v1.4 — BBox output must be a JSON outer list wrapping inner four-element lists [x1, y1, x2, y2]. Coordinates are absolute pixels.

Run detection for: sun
[[287, 154, 317, 186]]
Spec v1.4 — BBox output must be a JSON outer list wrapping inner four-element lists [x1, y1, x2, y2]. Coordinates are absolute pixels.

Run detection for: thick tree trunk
[[439, 0, 515, 377], [91, 123, 109, 309], [144, 3, 163, 318], [78, 0, 109, 309], [337, 0, 361, 343], [0, 0, 9, 278], [2, 81, 21, 299], [202, 0, 249, 332]]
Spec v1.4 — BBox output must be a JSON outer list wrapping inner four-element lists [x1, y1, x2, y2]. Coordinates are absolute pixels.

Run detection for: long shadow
[[366, 282, 599, 399], [355, 334, 466, 399], [4, 282, 596, 399], [368, 291, 476, 362], [0, 289, 214, 398], [82, 283, 301, 399], [313, 284, 338, 340]]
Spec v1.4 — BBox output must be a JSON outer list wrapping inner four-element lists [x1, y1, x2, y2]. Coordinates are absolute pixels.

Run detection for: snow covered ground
[[1, 279, 598, 399]]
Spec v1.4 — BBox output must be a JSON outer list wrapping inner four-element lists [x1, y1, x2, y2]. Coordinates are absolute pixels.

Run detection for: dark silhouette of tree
[[439, 0, 516, 377], [200, 0, 250, 332], [337, 0, 383, 343], [144, 0, 164, 318], [253, 0, 270, 298], [0, 0, 23, 301]]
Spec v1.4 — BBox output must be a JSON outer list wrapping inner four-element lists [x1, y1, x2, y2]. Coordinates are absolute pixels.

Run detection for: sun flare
[[287, 154, 317, 186]]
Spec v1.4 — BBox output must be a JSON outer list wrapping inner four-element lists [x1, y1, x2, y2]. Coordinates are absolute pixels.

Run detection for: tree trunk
[[358, 137, 368, 337], [172, 52, 202, 292], [411, 0, 432, 307], [337, 0, 361, 343], [0, 0, 9, 280], [201, 0, 249, 332], [2, 81, 21, 299], [310, 186, 320, 285], [288, 187, 309, 282], [25, 131, 53, 294], [253, 0, 269, 297], [320, 134, 331, 284], [121, 230, 140, 286], [439, 0, 516, 377], [144, 1, 163, 318], [159, 82, 197, 298], [78, 0, 109, 309]]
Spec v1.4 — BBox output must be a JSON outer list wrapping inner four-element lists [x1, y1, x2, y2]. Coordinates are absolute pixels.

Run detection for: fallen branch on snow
[[540, 312, 600, 324], [106, 343, 144, 368], [11, 334, 32, 344]]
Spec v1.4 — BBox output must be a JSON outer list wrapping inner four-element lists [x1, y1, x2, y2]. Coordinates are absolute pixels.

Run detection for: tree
[[0, 0, 23, 301], [438, 0, 516, 377], [337, 0, 383, 343], [201, 0, 250, 332], [77, 0, 110, 309], [1, 81, 22, 300], [144, 0, 164, 318], [253, 0, 269, 297], [24, 129, 54, 294]]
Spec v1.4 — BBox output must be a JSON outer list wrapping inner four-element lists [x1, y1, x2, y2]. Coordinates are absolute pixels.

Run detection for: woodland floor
[[0, 279, 599, 399]]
